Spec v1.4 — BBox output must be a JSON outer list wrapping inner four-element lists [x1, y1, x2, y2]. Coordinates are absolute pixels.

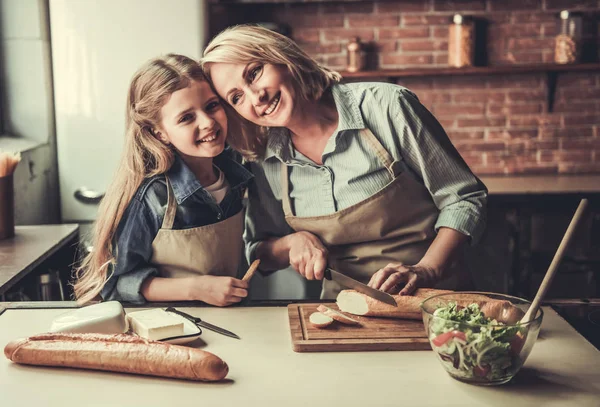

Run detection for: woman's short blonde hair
[[201, 24, 341, 160]]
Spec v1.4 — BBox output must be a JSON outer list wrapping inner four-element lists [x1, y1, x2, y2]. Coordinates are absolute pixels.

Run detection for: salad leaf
[[429, 301, 525, 382]]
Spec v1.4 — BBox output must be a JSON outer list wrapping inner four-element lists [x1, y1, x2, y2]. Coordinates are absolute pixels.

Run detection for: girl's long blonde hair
[[201, 24, 341, 161], [74, 54, 206, 304]]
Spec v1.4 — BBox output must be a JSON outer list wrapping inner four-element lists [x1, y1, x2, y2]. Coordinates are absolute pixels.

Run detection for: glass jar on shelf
[[448, 14, 475, 68], [346, 37, 365, 73], [554, 10, 583, 64]]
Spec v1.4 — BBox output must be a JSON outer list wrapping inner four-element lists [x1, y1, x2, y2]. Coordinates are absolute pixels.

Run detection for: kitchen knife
[[324, 268, 397, 307], [165, 307, 240, 339]]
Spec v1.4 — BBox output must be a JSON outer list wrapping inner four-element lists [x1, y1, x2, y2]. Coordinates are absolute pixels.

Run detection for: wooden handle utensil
[[242, 259, 261, 282], [520, 198, 589, 324]]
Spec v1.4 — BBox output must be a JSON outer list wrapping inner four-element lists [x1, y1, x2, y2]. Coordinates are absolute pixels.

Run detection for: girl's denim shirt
[[101, 148, 253, 303]]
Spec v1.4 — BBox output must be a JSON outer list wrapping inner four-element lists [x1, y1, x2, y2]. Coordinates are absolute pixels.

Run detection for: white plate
[[159, 316, 202, 345]]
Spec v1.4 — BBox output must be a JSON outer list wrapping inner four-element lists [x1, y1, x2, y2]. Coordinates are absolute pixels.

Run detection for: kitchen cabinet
[[487, 194, 599, 299], [466, 176, 600, 298], [0, 224, 79, 301]]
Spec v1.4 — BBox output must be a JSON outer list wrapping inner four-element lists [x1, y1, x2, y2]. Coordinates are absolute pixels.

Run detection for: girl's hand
[[188, 276, 248, 307], [367, 262, 440, 296], [287, 231, 328, 280]]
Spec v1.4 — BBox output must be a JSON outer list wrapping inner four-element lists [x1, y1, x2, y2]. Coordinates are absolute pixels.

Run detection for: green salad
[[429, 302, 525, 381]]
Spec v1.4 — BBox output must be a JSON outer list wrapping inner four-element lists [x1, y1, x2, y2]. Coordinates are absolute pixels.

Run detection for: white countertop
[[1, 306, 599, 407]]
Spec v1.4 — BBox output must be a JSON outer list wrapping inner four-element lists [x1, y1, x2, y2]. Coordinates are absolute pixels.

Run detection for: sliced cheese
[[127, 309, 184, 340]]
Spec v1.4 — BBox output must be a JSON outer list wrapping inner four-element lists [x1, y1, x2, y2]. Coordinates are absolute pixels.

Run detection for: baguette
[[316, 305, 361, 326], [336, 288, 454, 320], [308, 312, 334, 329], [336, 289, 524, 324], [481, 301, 525, 325], [4, 333, 228, 381]]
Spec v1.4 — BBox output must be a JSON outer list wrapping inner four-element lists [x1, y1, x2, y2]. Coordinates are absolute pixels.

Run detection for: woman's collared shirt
[[102, 149, 253, 304], [244, 82, 488, 263]]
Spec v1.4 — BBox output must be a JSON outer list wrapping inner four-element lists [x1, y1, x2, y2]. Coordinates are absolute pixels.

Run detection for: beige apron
[[281, 128, 470, 299], [150, 177, 244, 279]]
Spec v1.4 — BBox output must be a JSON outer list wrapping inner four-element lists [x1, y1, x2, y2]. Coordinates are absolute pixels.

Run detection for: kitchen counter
[[480, 174, 600, 195], [1, 304, 599, 407], [0, 224, 79, 296]]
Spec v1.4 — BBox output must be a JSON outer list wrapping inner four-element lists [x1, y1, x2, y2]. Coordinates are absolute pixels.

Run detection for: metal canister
[[38, 271, 66, 301]]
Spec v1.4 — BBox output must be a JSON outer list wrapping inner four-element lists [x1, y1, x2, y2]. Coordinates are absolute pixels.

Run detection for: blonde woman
[[74, 54, 253, 305], [202, 25, 488, 299]]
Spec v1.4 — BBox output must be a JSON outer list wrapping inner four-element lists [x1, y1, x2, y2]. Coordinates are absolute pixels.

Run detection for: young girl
[[74, 54, 253, 305], [202, 25, 487, 298]]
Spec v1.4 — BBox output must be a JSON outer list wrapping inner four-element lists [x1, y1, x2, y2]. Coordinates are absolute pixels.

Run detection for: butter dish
[[49, 301, 128, 334], [127, 308, 202, 344], [161, 317, 202, 345], [127, 308, 184, 340]]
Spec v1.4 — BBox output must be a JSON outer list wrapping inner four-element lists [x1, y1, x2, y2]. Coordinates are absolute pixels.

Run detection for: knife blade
[[324, 268, 397, 307], [165, 307, 240, 339]]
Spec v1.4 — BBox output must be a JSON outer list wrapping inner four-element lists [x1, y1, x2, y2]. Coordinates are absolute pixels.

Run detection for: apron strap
[[280, 164, 293, 217], [162, 176, 177, 230], [279, 127, 399, 217], [359, 128, 398, 179]]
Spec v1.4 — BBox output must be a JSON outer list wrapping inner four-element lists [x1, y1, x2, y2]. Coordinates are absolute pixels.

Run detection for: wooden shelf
[[210, 0, 366, 3], [339, 63, 600, 79], [339, 63, 600, 112]]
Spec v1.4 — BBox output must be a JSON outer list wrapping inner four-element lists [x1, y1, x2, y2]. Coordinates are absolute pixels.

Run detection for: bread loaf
[[308, 312, 334, 329], [4, 333, 228, 381], [480, 301, 525, 325], [337, 289, 524, 324], [336, 288, 453, 320], [316, 305, 361, 326]]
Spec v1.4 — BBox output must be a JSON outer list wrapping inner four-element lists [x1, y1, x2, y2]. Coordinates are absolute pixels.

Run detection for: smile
[[262, 93, 280, 116], [197, 130, 220, 144]]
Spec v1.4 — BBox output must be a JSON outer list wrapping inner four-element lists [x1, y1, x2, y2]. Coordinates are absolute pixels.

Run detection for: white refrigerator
[[49, 0, 310, 300]]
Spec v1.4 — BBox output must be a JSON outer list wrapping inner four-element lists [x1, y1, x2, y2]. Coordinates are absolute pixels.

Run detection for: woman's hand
[[369, 228, 469, 295], [188, 275, 248, 307], [368, 262, 440, 296], [287, 231, 328, 280]]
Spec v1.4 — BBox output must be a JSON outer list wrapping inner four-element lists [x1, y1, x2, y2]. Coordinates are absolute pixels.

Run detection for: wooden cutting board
[[288, 303, 431, 352]]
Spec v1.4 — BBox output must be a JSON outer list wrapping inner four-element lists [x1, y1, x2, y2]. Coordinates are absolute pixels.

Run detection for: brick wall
[[209, 0, 600, 175]]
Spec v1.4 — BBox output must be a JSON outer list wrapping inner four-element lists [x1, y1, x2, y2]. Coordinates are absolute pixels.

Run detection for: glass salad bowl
[[421, 292, 543, 386]]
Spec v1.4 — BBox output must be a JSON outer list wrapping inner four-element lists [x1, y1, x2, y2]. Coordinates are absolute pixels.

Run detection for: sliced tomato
[[509, 332, 526, 356], [473, 365, 491, 377], [432, 330, 467, 347]]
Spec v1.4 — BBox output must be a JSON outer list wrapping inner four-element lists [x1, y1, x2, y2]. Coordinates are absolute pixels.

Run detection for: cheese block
[[127, 309, 184, 340]]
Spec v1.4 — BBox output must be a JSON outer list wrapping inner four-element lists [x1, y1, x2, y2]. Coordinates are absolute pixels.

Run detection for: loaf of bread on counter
[[4, 332, 228, 381], [337, 288, 453, 320], [337, 289, 524, 324]]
